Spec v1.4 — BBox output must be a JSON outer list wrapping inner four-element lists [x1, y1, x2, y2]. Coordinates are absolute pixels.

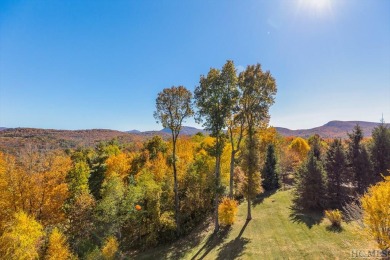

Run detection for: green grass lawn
[[133, 190, 376, 259]]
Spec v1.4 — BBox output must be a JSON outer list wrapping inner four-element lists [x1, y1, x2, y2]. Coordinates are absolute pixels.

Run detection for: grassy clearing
[[133, 190, 376, 259]]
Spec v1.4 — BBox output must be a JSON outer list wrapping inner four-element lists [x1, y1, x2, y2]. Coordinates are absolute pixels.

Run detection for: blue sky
[[1, 0, 389, 131]]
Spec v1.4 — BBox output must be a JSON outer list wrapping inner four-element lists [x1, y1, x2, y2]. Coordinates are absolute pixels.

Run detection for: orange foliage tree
[[0, 149, 71, 227]]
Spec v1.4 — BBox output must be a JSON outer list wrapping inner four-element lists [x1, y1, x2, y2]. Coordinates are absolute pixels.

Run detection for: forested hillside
[[2, 120, 386, 155]]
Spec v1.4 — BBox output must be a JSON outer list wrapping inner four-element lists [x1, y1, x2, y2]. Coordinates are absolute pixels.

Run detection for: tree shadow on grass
[[215, 219, 251, 260], [216, 237, 250, 260], [191, 226, 232, 260], [132, 216, 213, 260], [252, 189, 278, 207], [289, 207, 324, 229], [326, 225, 343, 233]]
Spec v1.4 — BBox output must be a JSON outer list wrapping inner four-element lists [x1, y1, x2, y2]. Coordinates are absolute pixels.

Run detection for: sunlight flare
[[299, 0, 332, 14]]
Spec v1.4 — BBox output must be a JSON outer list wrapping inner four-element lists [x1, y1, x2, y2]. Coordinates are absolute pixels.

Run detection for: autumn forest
[[0, 60, 389, 259]]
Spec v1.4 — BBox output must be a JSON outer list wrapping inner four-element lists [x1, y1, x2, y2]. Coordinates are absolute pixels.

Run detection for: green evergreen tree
[[89, 142, 120, 200], [325, 139, 347, 208], [308, 134, 322, 160], [261, 144, 280, 191], [67, 161, 91, 198], [347, 124, 373, 194], [143, 136, 168, 160], [371, 119, 390, 179], [294, 149, 327, 210]]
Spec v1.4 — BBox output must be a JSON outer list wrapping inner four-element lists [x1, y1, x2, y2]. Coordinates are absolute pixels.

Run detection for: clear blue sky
[[1, 0, 389, 131]]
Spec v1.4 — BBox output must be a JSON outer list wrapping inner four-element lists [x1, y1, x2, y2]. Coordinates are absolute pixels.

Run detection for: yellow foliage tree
[[361, 176, 390, 250], [221, 144, 232, 187], [101, 236, 119, 260], [0, 152, 13, 230], [31, 153, 72, 225], [289, 137, 310, 161], [0, 211, 44, 259], [0, 154, 28, 230], [218, 197, 238, 226], [106, 152, 131, 180], [45, 227, 72, 260], [176, 137, 195, 180], [149, 152, 169, 181], [258, 127, 281, 159]]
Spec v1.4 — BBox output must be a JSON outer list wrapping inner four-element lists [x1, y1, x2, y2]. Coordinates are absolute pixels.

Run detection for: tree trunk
[[214, 153, 221, 233], [172, 137, 180, 235], [246, 128, 254, 221], [247, 193, 252, 220], [229, 150, 235, 198]]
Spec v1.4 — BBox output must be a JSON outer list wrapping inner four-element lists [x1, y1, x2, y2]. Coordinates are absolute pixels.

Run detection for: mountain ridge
[[274, 120, 389, 138], [124, 120, 388, 138], [0, 120, 388, 153]]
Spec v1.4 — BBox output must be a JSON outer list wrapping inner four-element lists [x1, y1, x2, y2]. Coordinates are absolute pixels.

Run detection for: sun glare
[[299, 0, 332, 14]]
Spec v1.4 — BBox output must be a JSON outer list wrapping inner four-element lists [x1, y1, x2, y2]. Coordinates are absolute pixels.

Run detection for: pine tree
[[293, 150, 327, 210], [89, 142, 120, 200], [347, 125, 373, 194], [357, 147, 373, 193], [262, 144, 280, 191], [325, 139, 347, 208], [371, 119, 390, 179], [308, 134, 322, 160]]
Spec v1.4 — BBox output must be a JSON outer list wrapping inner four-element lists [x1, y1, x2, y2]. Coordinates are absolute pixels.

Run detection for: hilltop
[[275, 120, 389, 138]]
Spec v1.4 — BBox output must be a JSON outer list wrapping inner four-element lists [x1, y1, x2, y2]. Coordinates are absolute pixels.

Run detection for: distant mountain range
[[0, 121, 388, 153], [127, 126, 207, 136], [126, 121, 388, 139], [274, 121, 389, 138]]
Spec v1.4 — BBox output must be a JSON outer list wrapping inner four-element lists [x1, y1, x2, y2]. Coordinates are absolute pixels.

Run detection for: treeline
[[293, 122, 390, 211]]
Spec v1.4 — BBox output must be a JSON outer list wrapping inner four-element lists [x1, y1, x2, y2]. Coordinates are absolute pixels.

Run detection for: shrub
[[325, 209, 343, 227], [218, 197, 238, 226], [101, 236, 119, 260], [361, 176, 390, 250], [158, 211, 177, 242]]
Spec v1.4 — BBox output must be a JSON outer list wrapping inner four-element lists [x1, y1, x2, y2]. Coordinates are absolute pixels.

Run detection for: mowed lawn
[[134, 190, 376, 260]]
